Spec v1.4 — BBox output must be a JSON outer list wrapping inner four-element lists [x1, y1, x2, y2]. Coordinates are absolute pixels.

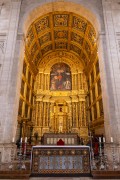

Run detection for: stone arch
[[19, 1, 102, 36], [40, 52, 84, 74]]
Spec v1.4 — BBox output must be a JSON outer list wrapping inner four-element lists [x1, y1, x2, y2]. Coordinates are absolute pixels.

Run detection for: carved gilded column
[[84, 101, 87, 127], [43, 102, 45, 126], [41, 73, 44, 90], [78, 101, 80, 127], [40, 73, 42, 89], [47, 102, 50, 126], [74, 74, 76, 90], [78, 73, 80, 91], [76, 102, 78, 128], [81, 101, 85, 127], [72, 102, 75, 128], [45, 74, 47, 90], [39, 73, 40, 89], [35, 102, 38, 126], [37, 102, 40, 126], [68, 103, 72, 130], [79, 73, 81, 89], [46, 102, 50, 126], [81, 73, 83, 89], [50, 102, 54, 130], [75, 74, 78, 90], [39, 101, 42, 126], [80, 101, 82, 127], [71, 74, 74, 90]]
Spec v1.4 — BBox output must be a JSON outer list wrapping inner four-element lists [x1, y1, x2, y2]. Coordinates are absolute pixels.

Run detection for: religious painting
[[50, 63, 72, 91]]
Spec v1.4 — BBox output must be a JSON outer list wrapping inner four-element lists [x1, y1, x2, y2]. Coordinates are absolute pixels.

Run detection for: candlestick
[[111, 137, 113, 143], [25, 137, 27, 143], [103, 137, 105, 143], [20, 137, 22, 143], [12, 137, 15, 143], [99, 137, 101, 142]]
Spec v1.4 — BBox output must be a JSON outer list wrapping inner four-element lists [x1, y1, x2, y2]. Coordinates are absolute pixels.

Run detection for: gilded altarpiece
[[32, 52, 88, 139]]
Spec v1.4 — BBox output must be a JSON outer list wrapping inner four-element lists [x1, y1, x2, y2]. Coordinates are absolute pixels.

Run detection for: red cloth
[[57, 139, 64, 145]]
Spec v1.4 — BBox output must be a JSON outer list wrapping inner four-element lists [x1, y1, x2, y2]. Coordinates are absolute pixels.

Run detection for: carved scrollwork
[[0, 40, 5, 54]]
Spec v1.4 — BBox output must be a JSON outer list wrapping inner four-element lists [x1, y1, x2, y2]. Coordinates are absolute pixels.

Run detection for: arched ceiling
[[25, 12, 97, 73]]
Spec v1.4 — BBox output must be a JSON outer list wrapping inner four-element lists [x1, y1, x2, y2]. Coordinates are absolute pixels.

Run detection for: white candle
[[20, 137, 22, 143], [103, 137, 105, 143], [99, 137, 101, 142], [25, 137, 27, 143], [12, 137, 15, 143], [111, 137, 113, 143]]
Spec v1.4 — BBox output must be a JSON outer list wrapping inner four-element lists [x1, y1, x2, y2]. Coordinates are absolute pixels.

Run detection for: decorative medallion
[[54, 30, 68, 39], [35, 16, 49, 33], [72, 16, 87, 33], [53, 14, 69, 27]]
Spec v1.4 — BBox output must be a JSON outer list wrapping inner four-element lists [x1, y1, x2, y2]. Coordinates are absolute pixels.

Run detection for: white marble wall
[[0, 0, 22, 162], [101, 0, 120, 144]]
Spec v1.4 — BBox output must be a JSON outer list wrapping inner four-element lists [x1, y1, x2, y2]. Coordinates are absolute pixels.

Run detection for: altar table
[[43, 133, 79, 145], [31, 145, 91, 176]]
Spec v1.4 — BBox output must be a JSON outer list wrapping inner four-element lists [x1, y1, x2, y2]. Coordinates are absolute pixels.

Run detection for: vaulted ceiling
[[24, 12, 97, 72]]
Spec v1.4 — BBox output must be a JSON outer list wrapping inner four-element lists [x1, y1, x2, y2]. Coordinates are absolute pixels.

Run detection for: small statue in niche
[[60, 107, 62, 112]]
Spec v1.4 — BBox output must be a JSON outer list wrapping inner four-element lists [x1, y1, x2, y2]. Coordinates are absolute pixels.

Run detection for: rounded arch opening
[[17, 1, 104, 145]]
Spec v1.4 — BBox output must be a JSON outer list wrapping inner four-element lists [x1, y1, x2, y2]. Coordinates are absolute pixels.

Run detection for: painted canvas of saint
[[50, 63, 72, 91]]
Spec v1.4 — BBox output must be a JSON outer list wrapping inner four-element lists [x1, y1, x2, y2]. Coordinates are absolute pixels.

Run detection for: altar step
[[92, 170, 120, 179], [0, 170, 120, 179], [0, 170, 31, 179]]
